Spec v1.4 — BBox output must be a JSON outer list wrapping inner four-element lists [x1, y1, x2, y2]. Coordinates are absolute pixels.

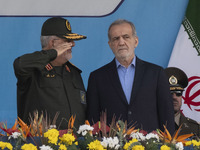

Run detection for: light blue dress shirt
[[115, 57, 136, 104]]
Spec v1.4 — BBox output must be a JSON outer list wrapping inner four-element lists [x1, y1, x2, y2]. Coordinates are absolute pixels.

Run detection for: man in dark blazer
[[165, 67, 200, 137], [86, 19, 175, 134]]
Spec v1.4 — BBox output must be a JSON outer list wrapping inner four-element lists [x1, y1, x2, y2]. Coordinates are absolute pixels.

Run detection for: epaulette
[[186, 117, 200, 125], [67, 62, 82, 73]]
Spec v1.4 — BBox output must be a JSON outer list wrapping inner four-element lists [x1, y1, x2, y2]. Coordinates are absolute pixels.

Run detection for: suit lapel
[[107, 59, 128, 105], [130, 57, 145, 105]]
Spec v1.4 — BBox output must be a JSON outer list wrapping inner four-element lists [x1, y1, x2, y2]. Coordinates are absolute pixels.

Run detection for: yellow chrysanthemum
[[59, 144, 67, 150], [132, 145, 145, 150], [88, 140, 106, 150], [160, 145, 170, 150], [21, 143, 37, 150], [130, 138, 139, 143], [191, 140, 200, 147], [59, 133, 75, 145], [185, 141, 192, 146], [44, 128, 59, 145], [0, 141, 13, 150], [123, 142, 131, 150], [123, 138, 139, 150]]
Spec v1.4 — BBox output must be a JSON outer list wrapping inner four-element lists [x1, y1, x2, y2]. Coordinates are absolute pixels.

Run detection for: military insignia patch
[[183, 123, 189, 128], [80, 90, 86, 104], [169, 75, 177, 85], [46, 74, 55, 78], [66, 20, 71, 32], [45, 63, 53, 71]]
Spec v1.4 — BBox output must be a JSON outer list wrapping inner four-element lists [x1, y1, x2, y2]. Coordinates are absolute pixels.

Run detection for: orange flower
[[68, 115, 76, 133], [158, 125, 193, 145], [85, 120, 90, 125], [116, 120, 137, 136], [18, 117, 31, 138]]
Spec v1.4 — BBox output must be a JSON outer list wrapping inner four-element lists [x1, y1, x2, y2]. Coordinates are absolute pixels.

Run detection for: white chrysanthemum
[[115, 144, 120, 149], [145, 133, 159, 142], [101, 137, 109, 147], [101, 138, 108, 148], [49, 125, 56, 129], [39, 145, 53, 150], [101, 136, 120, 149], [176, 142, 184, 150], [8, 132, 21, 140], [113, 137, 119, 145], [82, 130, 87, 136], [77, 124, 94, 136], [130, 132, 145, 141]]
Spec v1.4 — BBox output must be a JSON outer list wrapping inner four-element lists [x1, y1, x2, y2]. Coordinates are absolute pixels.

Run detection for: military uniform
[[165, 67, 200, 138], [14, 49, 86, 129], [176, 113, 200, 137]]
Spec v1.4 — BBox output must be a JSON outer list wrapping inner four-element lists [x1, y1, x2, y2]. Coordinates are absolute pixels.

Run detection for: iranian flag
[[168, 0, 200, 123]]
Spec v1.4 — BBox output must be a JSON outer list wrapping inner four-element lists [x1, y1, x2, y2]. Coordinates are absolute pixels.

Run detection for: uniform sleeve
[[157, 68, 175, 135], [86, 72, 101, 124], [13, 49, 57, 80]]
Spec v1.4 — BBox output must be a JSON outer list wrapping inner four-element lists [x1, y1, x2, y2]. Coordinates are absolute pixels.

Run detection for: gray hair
[[108, 19, 137, 40], [40, 35, 57, 48]]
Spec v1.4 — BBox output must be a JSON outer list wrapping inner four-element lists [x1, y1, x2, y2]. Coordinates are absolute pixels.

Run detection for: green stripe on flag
[[182, 0, 200, 55]]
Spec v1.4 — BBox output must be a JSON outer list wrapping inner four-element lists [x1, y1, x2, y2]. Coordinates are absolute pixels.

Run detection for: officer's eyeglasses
[[171, 91, 183, 97]]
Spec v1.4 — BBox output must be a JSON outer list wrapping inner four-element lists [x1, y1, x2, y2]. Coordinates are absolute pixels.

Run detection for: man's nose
[[69, 41, 75, 47], [70, 41, 75, 47], [119, 37, 125, 45]]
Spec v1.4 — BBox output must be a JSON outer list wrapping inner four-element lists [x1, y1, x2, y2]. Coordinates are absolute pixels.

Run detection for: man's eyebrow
[[123, 34, 129, 36], [111, 36, 119, 39]]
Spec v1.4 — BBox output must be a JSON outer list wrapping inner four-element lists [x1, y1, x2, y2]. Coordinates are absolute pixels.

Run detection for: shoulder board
[[186, 117, 200, 125], [67, 62, 82, 73]]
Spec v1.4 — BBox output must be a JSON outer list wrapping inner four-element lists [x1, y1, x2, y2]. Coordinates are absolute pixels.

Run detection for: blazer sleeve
[[86, 72, 101, 124], [157, 68, 175, 134]]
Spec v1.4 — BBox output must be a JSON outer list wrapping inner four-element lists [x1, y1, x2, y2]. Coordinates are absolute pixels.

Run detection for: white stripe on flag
[[168, 23, 200, 123]]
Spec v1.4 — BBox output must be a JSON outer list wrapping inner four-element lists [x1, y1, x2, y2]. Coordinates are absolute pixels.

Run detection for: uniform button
[[128, 111, 132, 115]]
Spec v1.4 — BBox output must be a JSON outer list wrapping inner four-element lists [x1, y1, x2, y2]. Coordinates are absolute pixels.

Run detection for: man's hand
[[53, 42, 73, 57]]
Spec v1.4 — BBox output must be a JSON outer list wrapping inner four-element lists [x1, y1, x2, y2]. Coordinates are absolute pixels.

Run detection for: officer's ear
[[49, 39, 55, 48]]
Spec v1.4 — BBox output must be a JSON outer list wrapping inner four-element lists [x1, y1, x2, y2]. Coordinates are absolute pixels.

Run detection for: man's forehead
[[111, 33, 130, 39], [110, 29, 132, 37]]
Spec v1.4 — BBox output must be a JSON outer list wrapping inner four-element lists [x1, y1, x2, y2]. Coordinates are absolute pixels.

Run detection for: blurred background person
[[165, 67, 200, 137]]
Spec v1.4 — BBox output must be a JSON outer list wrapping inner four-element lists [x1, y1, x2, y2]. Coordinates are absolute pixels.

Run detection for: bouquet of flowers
[[0, 112, 199, 150]]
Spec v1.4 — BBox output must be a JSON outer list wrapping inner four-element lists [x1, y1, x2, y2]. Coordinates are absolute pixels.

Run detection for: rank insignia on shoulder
[[80, 90, 86, 104], [45, 63, 53, 71]]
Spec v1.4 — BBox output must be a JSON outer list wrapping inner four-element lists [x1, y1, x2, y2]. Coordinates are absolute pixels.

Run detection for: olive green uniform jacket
[[176, 113, 200, 137], [13, 49, 86, 129]]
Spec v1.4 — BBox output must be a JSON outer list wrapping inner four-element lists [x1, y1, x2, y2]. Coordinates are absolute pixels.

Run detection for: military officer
[[165, 67, 200, 137], [13, 17, 87, 130]]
